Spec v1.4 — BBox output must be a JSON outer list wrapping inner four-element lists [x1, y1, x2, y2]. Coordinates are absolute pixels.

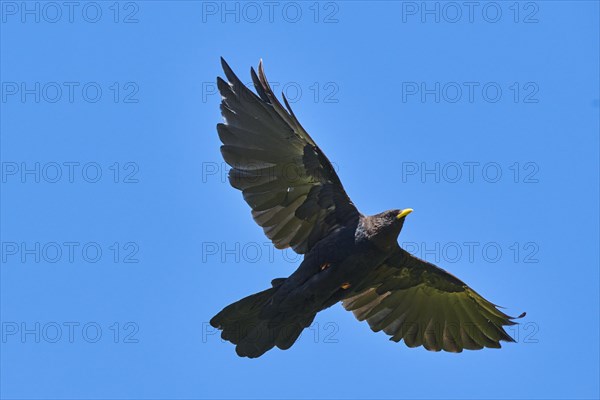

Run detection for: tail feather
[[210, 288, 315, 358]]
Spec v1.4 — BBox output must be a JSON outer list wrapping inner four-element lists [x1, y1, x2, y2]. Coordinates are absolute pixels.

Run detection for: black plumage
[[210, 58, 524, 358]]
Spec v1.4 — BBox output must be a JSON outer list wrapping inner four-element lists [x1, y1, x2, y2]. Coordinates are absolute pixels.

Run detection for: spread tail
[[210, 287, 316, 358]]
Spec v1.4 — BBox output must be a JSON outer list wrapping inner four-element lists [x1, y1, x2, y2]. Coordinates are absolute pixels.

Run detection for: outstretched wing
[[343, 247, 524, 352], [217, 58, 359, 254]]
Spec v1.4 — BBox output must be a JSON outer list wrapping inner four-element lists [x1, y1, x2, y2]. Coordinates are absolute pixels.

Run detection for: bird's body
[[266, 214, 393, 317], [210, 58, 524, 358]]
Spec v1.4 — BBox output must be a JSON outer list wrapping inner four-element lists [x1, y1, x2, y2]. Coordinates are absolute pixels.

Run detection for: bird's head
[[366, 208, 413, 250]]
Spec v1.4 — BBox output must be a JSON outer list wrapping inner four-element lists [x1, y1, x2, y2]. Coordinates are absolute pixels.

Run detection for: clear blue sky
[[1, 1, 599, 399]]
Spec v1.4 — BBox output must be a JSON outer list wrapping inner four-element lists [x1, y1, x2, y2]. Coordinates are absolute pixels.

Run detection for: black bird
[[210, 58, 523, 358]]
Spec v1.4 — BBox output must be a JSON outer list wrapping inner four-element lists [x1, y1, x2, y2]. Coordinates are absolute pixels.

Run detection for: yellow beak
[[396, 208, 414, 219]]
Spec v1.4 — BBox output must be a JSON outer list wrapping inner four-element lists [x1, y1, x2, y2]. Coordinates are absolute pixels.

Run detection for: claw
[[341, 282, 351, 290], [320, 262, 330, 271]]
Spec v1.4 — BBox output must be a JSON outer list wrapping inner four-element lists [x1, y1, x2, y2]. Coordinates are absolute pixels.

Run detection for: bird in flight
[[210, 58, 524, 358]]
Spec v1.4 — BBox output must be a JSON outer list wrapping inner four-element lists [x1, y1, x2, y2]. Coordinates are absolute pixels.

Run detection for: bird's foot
[[341, 282, 351, 290], [320, 262, 331, 271]]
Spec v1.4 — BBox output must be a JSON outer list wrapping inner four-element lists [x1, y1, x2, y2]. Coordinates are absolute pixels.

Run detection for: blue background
[[1, 1, 599, 399]]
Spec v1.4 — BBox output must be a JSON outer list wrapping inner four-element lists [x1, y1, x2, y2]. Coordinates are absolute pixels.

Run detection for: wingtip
[[508, 311, 527, 321], [220, 57, 239, 84], [258, 59, 266, 81], [216, 76, 228, 86], [220, 56, 228, 69], [209, 314, 221, 329]]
